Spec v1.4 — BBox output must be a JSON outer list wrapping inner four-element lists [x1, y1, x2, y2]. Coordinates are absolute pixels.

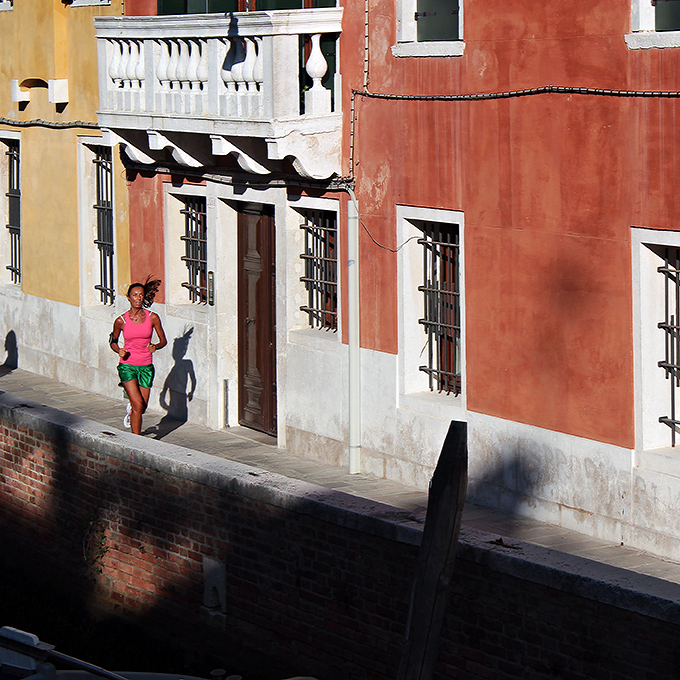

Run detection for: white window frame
[[285, 196, 341, 354], [295, 204, 339, 334], [0, 131, 21, 288], [397, 205, 466, 417], [627, 0, 680, 49], [78, 136, 116, 308], [631, 226, 680, 455], [392, 0, 464, 58], [165, 184, 214, 311]]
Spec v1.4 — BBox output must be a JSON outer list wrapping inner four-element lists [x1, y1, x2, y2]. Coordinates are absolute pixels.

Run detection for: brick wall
[[1, 394, 679, 680]]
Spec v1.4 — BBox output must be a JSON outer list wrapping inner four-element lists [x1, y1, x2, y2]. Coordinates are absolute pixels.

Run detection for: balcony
[[94, 8, 342, 180]]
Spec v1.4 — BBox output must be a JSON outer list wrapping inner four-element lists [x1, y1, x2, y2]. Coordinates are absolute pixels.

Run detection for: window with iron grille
[[5, 140, 20, 285], [418, 220, 461, 395], [299, 209, 337, 331], [181, 196, 207, 303], [93, 146, 115, 304], [658, 246, 680, 445]]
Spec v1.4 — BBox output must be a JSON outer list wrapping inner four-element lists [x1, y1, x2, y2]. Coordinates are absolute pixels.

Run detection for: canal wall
[[1, 391, 679, 680]]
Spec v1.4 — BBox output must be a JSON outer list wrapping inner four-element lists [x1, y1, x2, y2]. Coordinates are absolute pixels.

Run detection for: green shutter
[[416, 0, 459, 42], [656, 0, 680, 31]]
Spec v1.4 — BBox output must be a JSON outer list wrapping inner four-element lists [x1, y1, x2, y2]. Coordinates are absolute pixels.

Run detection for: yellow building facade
[[0, 0, 129, 393]]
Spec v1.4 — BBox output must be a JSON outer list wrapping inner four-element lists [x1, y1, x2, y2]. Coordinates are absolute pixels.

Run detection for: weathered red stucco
[[127, 172, 166, 303], [124, 0, 157, 16], [343, 0, 680, 448]]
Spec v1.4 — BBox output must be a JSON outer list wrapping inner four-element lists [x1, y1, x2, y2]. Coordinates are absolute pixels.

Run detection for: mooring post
[[396, 420, 468, 680]]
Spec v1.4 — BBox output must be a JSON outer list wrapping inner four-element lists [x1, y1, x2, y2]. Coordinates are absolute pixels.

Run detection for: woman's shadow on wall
[[145, 327, 196, 440], [0, 330, 18, 376]]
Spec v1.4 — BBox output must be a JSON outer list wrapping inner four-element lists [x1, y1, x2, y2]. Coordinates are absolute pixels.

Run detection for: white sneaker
[[123, 402, 132, 429]]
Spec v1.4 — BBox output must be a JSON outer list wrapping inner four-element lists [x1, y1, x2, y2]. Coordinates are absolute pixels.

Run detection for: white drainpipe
[[347, 189, 361, 474]]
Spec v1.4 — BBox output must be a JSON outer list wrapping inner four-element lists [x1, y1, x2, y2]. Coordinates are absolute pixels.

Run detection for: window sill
[[0, 2, 13, 11], [399, 389, 465, 421], [391, 41, 465, 58], [0, 282, 22, 299], [637, 446, 680, 478], [165, 302, 210, 323], [288, 326, 341, 352], [81, 304, 120, 323], [68, 0, 110, 5], [625, 31, 680, 49]]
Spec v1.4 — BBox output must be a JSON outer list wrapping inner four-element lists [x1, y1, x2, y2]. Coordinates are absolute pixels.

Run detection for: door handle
[[245, 317, 256, 324]]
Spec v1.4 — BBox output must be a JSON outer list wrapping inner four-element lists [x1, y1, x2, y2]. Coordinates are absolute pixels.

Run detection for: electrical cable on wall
[[347, 82, 680, 251], [349, 84, 680, 174], [0, 116, 98, 129]]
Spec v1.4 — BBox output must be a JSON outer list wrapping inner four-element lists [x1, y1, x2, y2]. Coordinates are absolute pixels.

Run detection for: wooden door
[[238, 206, 277, 436]]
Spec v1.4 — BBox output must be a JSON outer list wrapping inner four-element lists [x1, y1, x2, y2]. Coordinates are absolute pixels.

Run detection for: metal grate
[[658, 246, 680, 445], [418, 221, 461, 395], [5, 140, 20, 284], [299, 209, 337, 331], [93, 146, 115, 304], [181, 196, 207, 304]]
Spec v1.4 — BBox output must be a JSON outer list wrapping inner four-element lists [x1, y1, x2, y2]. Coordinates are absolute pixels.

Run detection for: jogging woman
[[110, 277, 167, 435]]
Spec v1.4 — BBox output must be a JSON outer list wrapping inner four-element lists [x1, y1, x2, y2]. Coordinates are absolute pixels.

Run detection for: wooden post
[[396, 421, 468, 680]]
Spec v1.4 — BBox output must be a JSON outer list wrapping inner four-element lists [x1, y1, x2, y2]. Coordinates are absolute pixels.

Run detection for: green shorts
[[117, 363, 155, 389]]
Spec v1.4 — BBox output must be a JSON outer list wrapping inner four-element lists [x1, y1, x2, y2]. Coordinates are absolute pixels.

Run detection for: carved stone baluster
[[242, 37, 257, 117], [230, 37, 246, 116], [186, 39, 200, 114], [119, 40, 131, 89], [252, 36, 264, 117], [156, 39, 170, 90], [305, 33, 331, 114], [108, 39, 122, 89], [197, 38, 208, 90], [187, 40, 200, 90], [126, 40, 139, 89], [166, 39, 180, 113], [134, 40, 146, 111], [177, 39, 190, 90], [166, 40, 179, 90], [177, 39, 190, 113], [220, 37, 236, 117], [135, 40, 145, 88]]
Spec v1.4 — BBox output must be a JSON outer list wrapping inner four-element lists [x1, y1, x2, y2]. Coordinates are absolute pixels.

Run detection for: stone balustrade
[[95, 9, 342, 130]]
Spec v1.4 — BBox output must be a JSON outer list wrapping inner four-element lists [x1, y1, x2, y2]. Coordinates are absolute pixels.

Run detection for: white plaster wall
[[466, 413, 633, 541]]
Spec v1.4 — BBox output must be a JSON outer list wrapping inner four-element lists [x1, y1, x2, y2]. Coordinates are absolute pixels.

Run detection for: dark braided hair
[[127, 275, 161, 308]]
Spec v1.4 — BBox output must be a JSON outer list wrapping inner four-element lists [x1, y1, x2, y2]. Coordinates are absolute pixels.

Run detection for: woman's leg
[[122, 380, 148, 435]]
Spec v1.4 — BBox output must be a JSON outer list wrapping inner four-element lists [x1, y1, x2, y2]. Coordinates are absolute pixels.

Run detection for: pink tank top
[[119, 310, 154, 366]]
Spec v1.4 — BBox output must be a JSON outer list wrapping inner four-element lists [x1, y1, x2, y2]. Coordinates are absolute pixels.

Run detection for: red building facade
[[96, 0, 680, 560]]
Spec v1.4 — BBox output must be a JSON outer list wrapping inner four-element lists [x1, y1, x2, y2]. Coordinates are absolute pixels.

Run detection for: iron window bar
[[299, 210, 338, 331], [180, 196, 208, 304], [5, 140, 20, 284], [92, 146, 115, 304], [417, 222, 461, 395], [659, 246, 680, 446]]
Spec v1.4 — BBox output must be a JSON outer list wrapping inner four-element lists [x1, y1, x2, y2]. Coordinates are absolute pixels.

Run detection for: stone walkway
[[3, 367, 680, 586]]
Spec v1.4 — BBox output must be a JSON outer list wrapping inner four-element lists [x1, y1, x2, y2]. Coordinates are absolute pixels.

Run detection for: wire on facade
[[0, 116, 98, 129], [352, 84, 680, 102]]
